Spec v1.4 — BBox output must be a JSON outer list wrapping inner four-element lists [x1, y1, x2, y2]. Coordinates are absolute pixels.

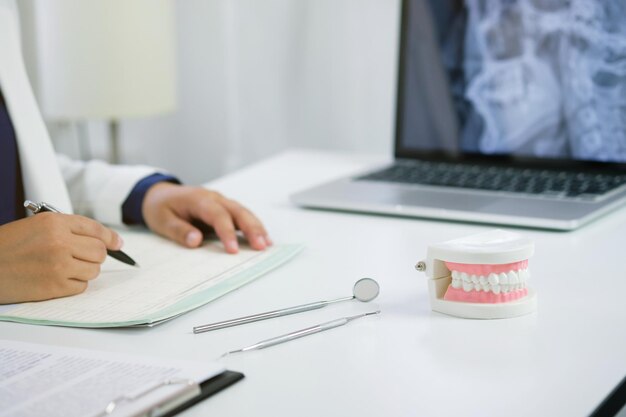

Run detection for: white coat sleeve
[[56, 154, 166, 226]]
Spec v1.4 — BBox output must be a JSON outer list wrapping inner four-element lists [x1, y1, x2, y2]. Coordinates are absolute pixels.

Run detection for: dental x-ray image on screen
[[291, 0, 626, 231], [400, 0, 626, 163]]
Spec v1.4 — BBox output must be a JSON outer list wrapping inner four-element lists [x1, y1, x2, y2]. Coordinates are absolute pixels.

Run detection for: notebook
[[0, 229, 302, 327], [291, 0, 626, 230]]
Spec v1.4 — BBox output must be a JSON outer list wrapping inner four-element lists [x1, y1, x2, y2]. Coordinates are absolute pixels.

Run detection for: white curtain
[[21, 0, 400, 185]]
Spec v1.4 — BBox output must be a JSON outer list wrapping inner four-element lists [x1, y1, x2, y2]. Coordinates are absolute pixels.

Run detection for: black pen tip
[[106, 249, 138, 267]]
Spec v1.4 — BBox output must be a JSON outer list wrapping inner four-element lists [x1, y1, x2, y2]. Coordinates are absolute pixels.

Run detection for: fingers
[[68, 259, 101, 282], [67, 215, 122, 250], [194, 202, 239, 253], [60, 279, 89, 297], [71, 235, 108, 263], [142, 184, 271, 253], [220, 199, 271, 250], [187, 191, 271, 252], [155, 208, 205, 249], [46, 259, 98, 300], [0, 214, 107, 303]]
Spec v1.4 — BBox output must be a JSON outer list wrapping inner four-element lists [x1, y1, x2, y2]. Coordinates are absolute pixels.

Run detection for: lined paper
[[0, 230, 302, 327]]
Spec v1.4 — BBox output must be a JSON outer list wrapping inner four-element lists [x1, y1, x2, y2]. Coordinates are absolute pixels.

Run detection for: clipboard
[[161, 371, 244, 417], [0, 339, 243, 417]]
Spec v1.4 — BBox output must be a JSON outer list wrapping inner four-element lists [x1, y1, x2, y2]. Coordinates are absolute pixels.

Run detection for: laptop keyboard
[[357, 161, 626, 200]]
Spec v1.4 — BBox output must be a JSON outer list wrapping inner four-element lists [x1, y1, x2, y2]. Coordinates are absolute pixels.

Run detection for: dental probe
[[193, 278, 379, 334], [221, 310, 381, 357]]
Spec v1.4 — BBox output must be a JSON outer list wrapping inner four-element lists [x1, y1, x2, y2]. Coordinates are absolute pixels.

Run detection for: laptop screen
[[395, 0, 626, 167]]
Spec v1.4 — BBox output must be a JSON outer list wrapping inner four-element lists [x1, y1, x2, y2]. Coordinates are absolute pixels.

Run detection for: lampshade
[[33, 0, 177, 120]]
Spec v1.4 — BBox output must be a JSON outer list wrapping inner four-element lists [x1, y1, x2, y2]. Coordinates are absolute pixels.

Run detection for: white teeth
[[508, 271, 519, 290], [450, 268, 530, 294], [450, 269, 462, 289], [519, 269, 529, 283]]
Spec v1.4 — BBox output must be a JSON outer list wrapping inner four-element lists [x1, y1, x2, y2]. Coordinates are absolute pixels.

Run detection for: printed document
[[0, 339, 224, 417]]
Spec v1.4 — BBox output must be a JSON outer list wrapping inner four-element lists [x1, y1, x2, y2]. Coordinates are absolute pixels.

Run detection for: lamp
[[32, 0, 177, 163]]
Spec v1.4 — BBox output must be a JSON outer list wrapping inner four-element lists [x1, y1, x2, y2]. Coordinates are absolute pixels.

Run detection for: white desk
[[2, 150, 625, 416]]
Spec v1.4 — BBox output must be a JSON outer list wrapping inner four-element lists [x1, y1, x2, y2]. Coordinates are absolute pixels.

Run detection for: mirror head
[[353, 278, 380, 302]]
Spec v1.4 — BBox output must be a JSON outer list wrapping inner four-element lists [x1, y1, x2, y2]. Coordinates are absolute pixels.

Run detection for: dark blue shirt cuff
[[122, 173, 181, 225]]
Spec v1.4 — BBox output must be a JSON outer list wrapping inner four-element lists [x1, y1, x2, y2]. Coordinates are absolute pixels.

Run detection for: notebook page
[[0, 339, 224, 417], [0, 230, 302, 326]]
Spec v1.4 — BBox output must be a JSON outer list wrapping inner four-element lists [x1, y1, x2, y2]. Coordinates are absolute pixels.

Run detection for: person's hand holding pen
[[0, 212, 123, 304], [0, 183, 270, 304]]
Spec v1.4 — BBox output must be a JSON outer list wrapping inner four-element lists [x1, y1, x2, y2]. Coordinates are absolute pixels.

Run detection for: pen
[[23, 200, 138, 267]]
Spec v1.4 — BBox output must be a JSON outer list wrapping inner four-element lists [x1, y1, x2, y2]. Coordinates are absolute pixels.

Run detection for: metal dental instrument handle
[[194, 297, 352, 334], [222, 310, 381, 356], [193, 277, 380, 334]]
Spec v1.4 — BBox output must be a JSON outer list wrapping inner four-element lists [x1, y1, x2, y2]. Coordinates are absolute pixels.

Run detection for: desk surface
[[2, 150, 625, 417]]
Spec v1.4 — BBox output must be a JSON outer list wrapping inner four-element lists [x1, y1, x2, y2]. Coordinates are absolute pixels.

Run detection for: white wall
[[21, 0, 400, 185]]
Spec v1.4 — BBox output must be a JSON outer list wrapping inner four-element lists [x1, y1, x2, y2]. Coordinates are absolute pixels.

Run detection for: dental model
[[416, 229, 536, 319]]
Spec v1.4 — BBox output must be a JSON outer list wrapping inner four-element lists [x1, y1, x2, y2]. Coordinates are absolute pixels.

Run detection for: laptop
[[291, 0, 626, 231]]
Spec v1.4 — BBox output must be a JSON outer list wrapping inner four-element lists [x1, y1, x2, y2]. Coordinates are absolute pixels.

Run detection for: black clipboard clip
[[92, 371, 244, 417]]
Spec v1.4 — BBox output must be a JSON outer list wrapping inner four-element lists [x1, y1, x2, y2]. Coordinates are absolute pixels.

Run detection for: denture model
[[416, 229, 536, 319]]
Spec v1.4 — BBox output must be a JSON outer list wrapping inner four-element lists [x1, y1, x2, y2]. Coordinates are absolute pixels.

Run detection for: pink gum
[[443, 287, 528, 304], [444, 260, 528, 275]]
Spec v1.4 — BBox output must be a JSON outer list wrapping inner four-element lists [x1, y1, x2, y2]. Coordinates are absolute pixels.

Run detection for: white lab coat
[[0, 0, 160, 225]]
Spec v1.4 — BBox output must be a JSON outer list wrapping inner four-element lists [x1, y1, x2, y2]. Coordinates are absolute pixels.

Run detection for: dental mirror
[[353, 277, 380, 302], [193, 277, 380, 334]]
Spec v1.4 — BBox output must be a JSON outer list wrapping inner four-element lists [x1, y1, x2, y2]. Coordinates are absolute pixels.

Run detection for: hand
[[0, 213, 123, 304], [142, 183, 271, 253]]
